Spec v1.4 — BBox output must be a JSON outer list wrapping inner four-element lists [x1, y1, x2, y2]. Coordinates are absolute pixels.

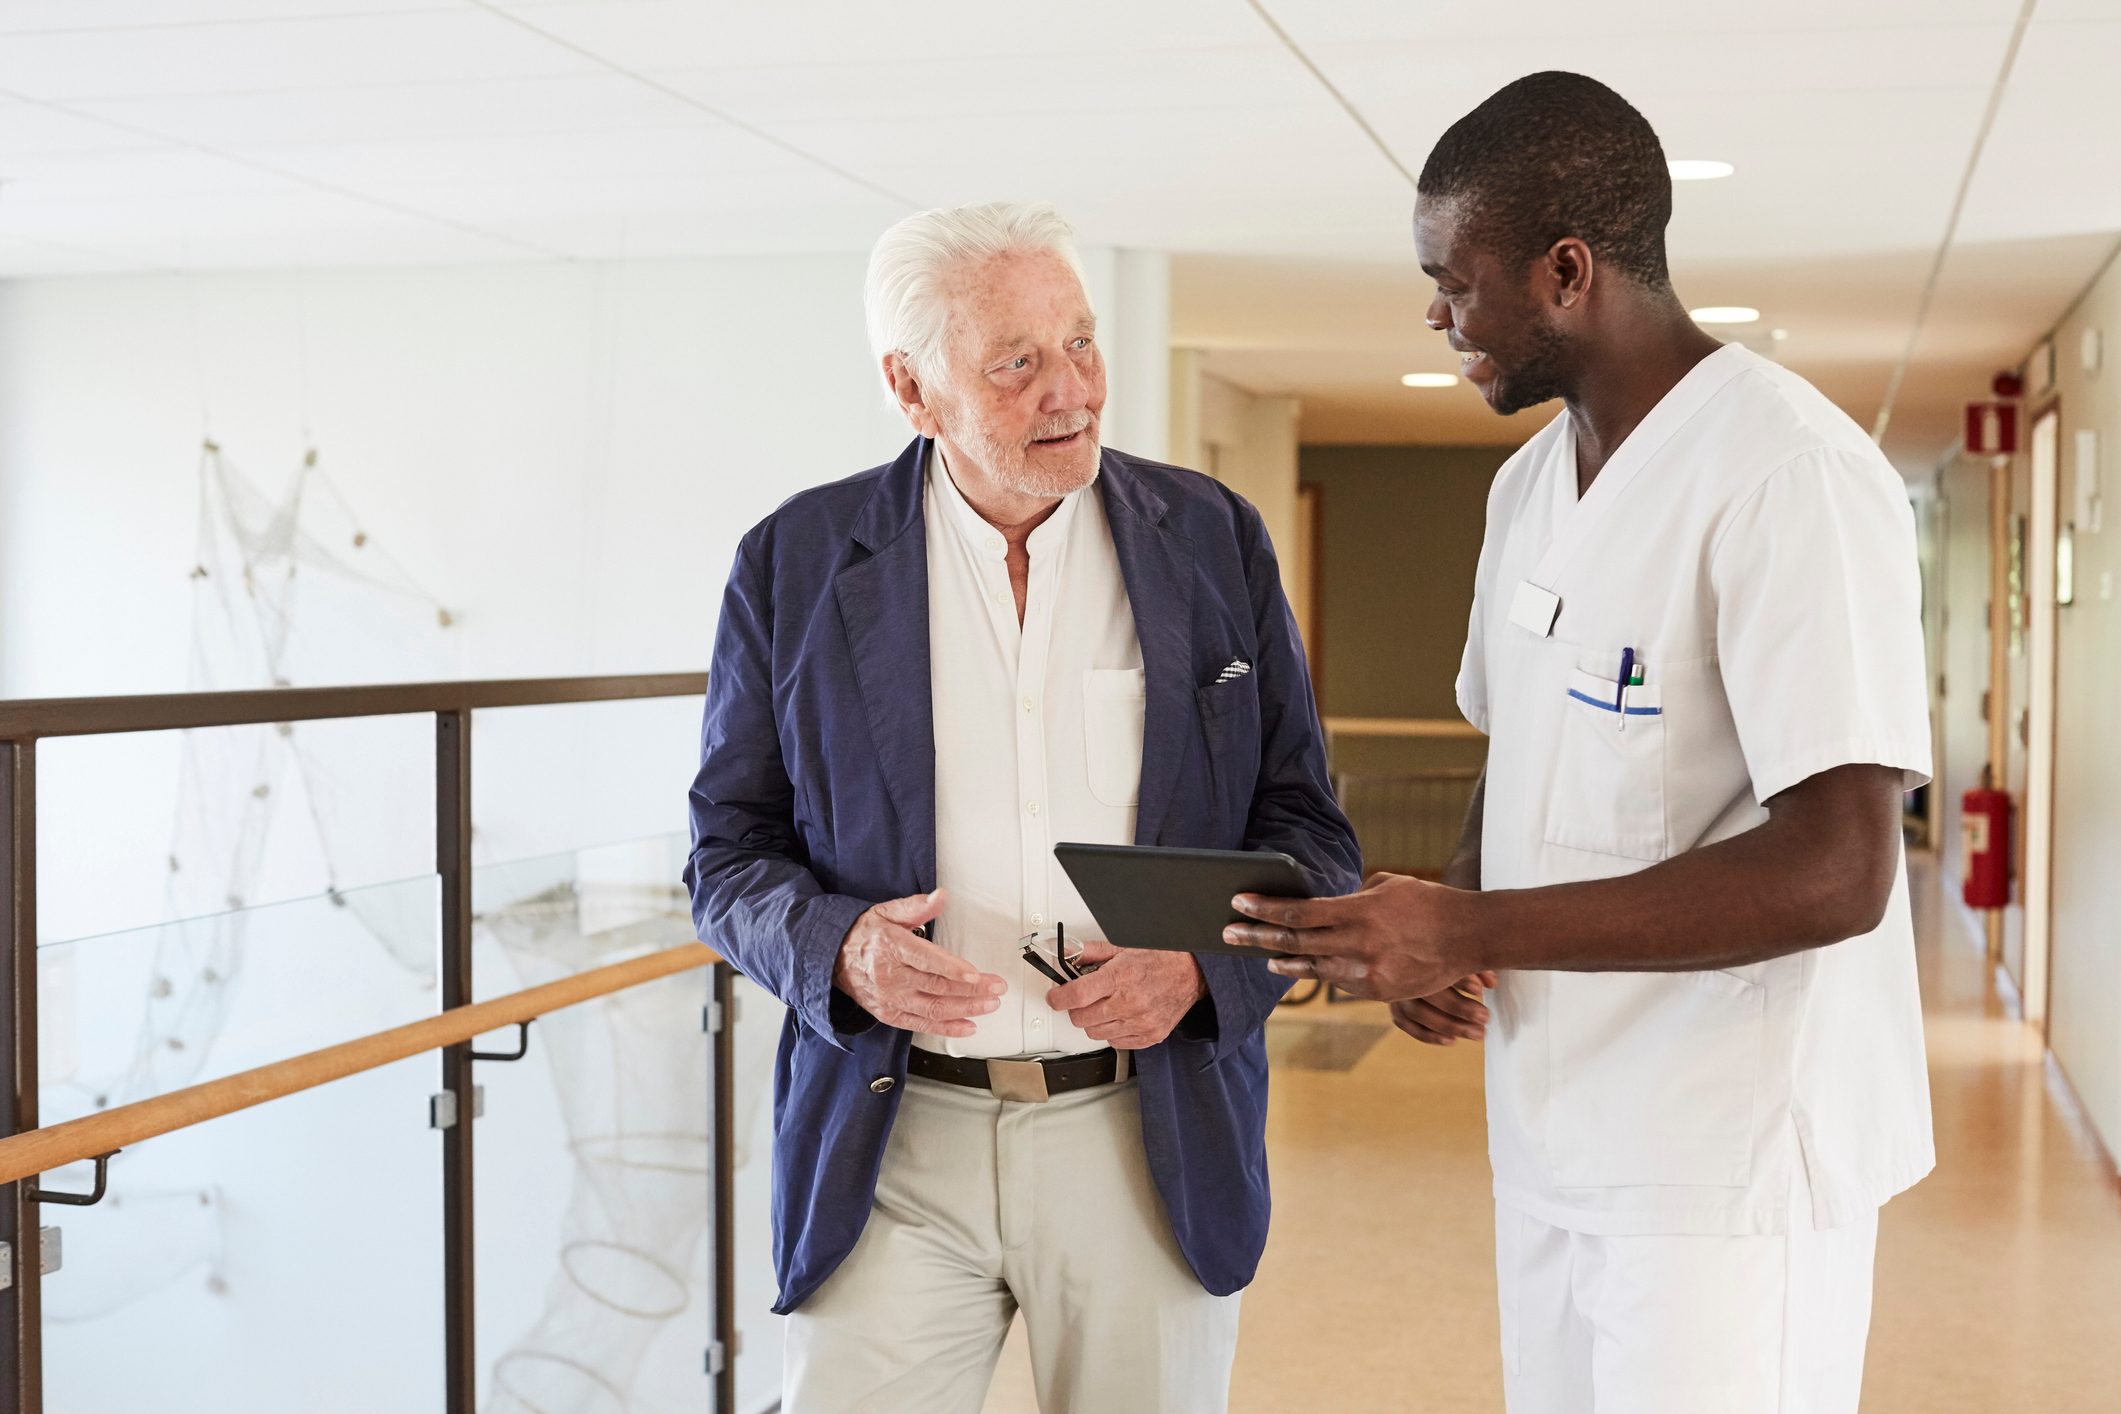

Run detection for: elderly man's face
[[924, 248, 1106, 500]]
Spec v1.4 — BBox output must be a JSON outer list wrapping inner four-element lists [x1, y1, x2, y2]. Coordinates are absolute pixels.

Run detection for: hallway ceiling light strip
[[465, 0, 922, 211], [0, 83, 572, 263], [1244, 0, 1417, 187], [1870, 0, 2039, 446]]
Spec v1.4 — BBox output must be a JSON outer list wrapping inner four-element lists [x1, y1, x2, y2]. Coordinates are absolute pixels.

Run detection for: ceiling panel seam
[[1870, 0, 2038, 444], [1242, 0, 1416, 187], [463, 0, 921, 211]]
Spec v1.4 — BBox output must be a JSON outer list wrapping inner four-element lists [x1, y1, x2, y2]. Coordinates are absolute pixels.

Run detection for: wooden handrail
[[0, 941, 720, 1185], [1323, 716, 1485, 739]]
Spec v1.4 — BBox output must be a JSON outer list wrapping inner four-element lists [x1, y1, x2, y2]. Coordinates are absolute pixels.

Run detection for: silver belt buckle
[[985, 1057, 1051, 1104]]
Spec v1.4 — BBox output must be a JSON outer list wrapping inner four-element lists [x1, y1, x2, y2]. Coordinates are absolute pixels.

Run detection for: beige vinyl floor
[[979, 854, 2121, 1412]]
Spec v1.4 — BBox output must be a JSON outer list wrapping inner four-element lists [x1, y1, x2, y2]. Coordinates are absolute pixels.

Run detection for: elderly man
[[685, 201, 1358, 1413]]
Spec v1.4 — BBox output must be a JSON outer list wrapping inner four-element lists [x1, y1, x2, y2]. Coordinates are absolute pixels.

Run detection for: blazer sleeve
[[1188, 499, 1365, 1060], [683, 535, 873, 1049]]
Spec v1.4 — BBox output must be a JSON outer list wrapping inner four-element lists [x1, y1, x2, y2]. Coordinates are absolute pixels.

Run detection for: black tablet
[[1053, 843, 1314, 957]]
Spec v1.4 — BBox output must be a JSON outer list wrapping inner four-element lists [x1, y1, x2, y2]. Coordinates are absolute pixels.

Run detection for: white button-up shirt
[[1459, 345, 1935, 1236], [920, 444, 1145, 1058]]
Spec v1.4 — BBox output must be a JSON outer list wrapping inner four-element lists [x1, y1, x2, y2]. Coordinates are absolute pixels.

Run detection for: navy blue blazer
[[684, 437, 1361, 1313]]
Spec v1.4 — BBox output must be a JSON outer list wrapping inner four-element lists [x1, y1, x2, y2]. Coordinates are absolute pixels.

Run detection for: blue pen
[[1615, 647, 1635, 730]]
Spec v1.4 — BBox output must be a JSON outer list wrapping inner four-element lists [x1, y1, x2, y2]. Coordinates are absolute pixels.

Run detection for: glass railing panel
[[38, 1049, 445, 1412], [730, 973, 788, 1414], [471, 833, 694, 997], [37, 872, 442, 1115], [471, 837, 714, 1412]]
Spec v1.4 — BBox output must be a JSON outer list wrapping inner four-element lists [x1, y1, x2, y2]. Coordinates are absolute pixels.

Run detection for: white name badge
[[1508, 581, 1562, 638]]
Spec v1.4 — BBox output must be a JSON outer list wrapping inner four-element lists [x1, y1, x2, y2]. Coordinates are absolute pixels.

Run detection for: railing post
[[1, 740, 40, 1414], [436, 711, 476, 1413], [712, 961, 736, 1413]]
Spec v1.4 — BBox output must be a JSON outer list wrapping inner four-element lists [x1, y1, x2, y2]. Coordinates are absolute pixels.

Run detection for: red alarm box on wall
[[1961, 786, 2012, 909]]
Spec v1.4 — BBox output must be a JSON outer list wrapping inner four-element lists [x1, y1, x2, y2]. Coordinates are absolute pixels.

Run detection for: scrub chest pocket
[[1544, 665, 1667, 861]]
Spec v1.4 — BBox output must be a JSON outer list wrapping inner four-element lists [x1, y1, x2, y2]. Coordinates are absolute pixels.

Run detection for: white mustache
[[1028, 413, 1094, 443]]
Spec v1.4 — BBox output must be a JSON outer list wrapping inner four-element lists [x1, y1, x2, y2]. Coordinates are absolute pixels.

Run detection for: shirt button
[[1030, 1017, 1045, 1029], [988, 537, 1004, 555], [1026, 801, 1040, 816], [1030, 912, 1044, 926], [869, 1076, 895, 1095], [1022, 697, 1035, 712]]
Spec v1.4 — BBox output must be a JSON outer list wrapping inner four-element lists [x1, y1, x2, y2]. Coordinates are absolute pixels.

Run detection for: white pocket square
[[1214, 658, 1252, 684]]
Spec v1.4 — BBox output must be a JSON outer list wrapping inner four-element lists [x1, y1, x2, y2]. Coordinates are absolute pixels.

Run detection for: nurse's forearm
[[1466, 763, 1904, 973]]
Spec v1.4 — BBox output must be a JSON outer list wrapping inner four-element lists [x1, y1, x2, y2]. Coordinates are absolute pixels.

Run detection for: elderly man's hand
[[833, 888, 1008, 1037], [1220, 872, 1478, 1003], [1046, 940, 1205, 1050]]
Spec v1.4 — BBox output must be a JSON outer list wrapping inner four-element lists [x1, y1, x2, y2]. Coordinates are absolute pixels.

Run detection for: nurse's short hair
[[1418, 71, 1673, 289], [864, 201, 1091, 398]]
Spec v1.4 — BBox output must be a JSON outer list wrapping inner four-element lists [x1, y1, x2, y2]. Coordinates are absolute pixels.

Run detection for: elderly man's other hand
[[1221, 872, 1477, 1003], [834, 888, 1008, 1037], [1045, 939, 1205, 1050]]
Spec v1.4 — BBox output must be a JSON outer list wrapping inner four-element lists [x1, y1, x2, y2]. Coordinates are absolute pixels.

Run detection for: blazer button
[[869, 1076, 895, 1095]]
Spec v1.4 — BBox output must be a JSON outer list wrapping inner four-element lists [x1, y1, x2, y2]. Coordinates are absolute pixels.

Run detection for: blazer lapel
[[1100, 454, 1194, 848], [835, 439, 938, 886]]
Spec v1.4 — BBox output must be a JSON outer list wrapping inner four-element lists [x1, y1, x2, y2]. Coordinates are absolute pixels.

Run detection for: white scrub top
[[1457, 344, 1935, 1237]]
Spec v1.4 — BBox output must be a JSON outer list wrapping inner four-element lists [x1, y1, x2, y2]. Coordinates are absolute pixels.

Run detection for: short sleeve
[[1710, 449, 1933, 804], [1456, 474, 1517, 736]]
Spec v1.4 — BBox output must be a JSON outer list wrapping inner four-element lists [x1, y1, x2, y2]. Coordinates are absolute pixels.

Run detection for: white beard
[[939, 403, 1101, 500]]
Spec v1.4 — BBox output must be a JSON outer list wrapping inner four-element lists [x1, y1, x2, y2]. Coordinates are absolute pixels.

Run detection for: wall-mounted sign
[[1965, 401, 2019, 456]]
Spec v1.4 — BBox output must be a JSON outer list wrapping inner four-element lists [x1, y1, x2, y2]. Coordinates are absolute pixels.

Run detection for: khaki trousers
[[782, 1073, 1241, 1414]]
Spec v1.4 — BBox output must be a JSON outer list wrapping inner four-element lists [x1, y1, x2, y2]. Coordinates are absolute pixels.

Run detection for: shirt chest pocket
[[1082, 668, 1146, 808], [1544, 665, 1668, 862]]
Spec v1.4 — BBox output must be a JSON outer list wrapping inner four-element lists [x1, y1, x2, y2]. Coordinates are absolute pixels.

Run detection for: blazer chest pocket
[[1544, 666, 1667, 862], [1196, 670, 1262, 813]]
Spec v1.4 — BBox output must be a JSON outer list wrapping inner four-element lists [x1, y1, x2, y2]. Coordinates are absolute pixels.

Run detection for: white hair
[[863, 201, 1091, 399]]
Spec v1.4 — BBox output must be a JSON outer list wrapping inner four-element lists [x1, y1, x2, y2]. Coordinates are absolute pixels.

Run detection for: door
[[2021, 406, 2061, 1027]]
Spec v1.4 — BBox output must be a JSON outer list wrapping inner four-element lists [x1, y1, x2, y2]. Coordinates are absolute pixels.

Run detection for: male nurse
[[1225, 71, 1933, 1414]]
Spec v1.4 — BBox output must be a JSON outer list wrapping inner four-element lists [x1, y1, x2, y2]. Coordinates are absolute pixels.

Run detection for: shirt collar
[[929, 440, 1081, 562]]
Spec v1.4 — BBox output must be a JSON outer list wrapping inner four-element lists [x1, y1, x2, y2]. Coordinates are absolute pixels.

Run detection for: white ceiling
[[2, 0, 2118, 466]]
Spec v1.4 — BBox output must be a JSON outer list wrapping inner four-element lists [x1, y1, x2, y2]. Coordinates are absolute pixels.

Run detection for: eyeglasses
[[1018, 919, 1086, 986]]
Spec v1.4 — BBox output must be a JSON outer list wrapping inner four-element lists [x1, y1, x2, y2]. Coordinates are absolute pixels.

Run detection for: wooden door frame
[[2022, 399, 2063, 1030]]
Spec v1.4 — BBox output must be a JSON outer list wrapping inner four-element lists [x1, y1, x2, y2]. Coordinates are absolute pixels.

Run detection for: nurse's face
[[1416, 196, 1572, 416]]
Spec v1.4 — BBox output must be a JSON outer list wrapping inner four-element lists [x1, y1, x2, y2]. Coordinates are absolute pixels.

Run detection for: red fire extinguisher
[[1962, 771, 2012, 909]]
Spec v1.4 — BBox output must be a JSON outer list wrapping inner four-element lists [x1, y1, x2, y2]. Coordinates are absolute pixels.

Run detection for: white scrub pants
[[1496, 1201, 1878, 1414], [782, 1074, 1241, 1414]]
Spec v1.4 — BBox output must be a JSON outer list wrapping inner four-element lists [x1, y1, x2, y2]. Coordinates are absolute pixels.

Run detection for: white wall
[[1931, 245, 2121, 1175]]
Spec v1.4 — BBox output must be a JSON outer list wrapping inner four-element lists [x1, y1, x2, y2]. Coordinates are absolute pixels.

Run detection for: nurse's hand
[[1389, 972, 1499, 1045], [1046, 939, 1206, 1050], [1221, 872, 1476, 1002]]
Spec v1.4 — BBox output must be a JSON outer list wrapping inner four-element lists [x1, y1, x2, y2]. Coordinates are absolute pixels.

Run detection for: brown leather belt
[[906, 1046, 1132, 1104]]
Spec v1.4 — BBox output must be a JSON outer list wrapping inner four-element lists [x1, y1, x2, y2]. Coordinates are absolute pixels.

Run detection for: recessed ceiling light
[[1401, 372, 1460, 388], [1690, 306, 1760, 325], [1669, 159, 1735, 181]]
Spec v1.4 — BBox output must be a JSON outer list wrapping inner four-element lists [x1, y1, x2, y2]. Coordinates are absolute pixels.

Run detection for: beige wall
[[1299, 444, 1502, 775], [1170, 353, 1302, 605], [1933, 242, 2121, 1172]]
